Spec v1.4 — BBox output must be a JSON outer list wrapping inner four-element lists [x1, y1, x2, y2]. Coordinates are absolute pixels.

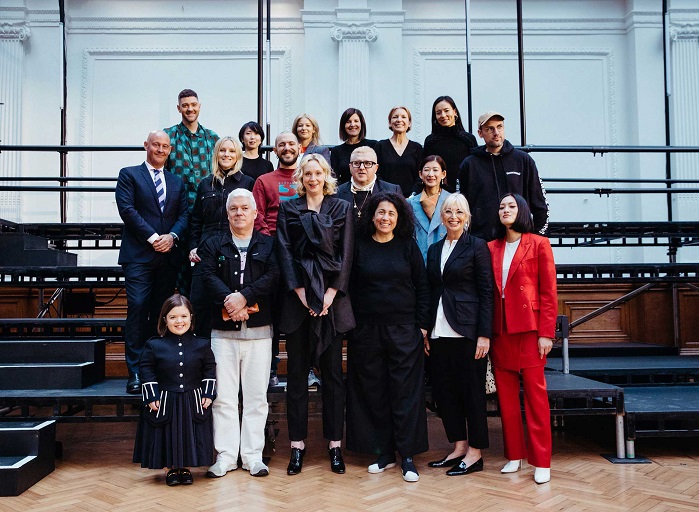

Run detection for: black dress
[[242, 155, 274, 181], [374, 139, 423, 197], [423, 125, 477, 192], [330, 139, 377, 184], [133, 332, 217, 469]]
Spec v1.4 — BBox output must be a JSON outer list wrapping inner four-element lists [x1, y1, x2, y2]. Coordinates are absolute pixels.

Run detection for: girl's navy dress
[[133, 332, 216, 469]]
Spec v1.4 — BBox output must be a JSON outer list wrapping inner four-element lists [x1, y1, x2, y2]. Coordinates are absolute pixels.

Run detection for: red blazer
[[488, 233, 558, 339]]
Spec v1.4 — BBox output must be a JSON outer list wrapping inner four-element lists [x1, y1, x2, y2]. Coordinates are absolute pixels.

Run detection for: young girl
[[133, 294, 217, 486]]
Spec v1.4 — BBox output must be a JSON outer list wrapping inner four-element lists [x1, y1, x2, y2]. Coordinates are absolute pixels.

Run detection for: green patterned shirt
[[164, 122, 219, 208]]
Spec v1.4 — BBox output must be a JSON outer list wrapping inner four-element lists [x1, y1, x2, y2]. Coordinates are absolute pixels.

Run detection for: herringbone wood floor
[[1, 414, 698, 512]]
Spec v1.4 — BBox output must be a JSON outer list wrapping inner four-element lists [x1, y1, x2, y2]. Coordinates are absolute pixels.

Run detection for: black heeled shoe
[[446, 457, 484, 476], [328, 447, 345, 474], [287, 447, 305, 475], [427, 454, 465, 468]]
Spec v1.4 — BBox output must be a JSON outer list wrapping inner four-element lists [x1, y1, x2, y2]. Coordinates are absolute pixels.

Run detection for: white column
[[331, 22, 378, 113], [0, 21, 30, 220], [670, 24, 699, 225]]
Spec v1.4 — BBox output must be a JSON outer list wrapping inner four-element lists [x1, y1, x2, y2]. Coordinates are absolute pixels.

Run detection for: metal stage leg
[[562, 336, 569, 374], [616, 413, 626, 459]]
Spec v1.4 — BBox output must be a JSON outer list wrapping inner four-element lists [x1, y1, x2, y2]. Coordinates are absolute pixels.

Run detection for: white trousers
[[210, 334, 272, 467]]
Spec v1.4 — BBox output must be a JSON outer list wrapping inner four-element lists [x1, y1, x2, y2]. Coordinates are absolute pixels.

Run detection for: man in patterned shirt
[[164, 88, 219, 208], [164, 89, 219, 295]]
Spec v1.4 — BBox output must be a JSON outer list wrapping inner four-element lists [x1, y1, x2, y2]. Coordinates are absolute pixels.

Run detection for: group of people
[[116, 89, 557, 487]]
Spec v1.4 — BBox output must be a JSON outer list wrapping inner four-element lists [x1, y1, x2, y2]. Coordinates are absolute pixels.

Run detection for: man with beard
[[252, 132, 300, 236], [459, 112, 549, 241], [252, 132, 301, 387]]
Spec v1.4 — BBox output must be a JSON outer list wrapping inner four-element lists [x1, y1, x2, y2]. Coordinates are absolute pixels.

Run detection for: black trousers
[[122, 260, 177, 376], [429, 336, 489, 448], [189, 263, 212, 339], [285, 317, 345, 441], [346, 323, 428, 458]]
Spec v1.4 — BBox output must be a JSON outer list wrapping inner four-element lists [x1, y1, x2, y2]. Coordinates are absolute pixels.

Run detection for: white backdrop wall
[[1, 0, 697, 265]]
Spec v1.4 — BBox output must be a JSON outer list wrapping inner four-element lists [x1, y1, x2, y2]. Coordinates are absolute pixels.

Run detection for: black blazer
[[198, 229, 279, 330], [115, 163, 189, 265], [335, 179, 402, 221], [426, 232, 494, 340], [275, 195, 355, 335]]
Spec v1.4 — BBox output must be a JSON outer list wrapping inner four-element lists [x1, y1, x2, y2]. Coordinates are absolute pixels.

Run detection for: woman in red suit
[[488, 193, 557, 484]]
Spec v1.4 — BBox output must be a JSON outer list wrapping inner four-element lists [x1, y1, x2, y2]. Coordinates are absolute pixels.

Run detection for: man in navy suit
[[115, 130, 189, 394], [335, 146, 401, 223]]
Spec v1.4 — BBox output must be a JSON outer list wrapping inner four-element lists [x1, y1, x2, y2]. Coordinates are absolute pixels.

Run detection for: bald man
[[115, 130, 190, 393]]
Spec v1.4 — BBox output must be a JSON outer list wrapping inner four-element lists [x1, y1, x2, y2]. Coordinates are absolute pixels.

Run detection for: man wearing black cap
[[458, 112, 549, 241]]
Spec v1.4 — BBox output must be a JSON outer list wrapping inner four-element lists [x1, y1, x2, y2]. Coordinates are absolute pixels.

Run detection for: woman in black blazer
[[425, 193, 494, 476], [276, 153, 354, 476]]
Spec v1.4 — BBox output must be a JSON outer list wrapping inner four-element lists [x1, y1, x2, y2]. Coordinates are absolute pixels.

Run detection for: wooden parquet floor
[[1, 415, 698, 512]]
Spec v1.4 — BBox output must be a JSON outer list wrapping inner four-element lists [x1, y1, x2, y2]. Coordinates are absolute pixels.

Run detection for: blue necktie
[[153, 169, 165, 212]]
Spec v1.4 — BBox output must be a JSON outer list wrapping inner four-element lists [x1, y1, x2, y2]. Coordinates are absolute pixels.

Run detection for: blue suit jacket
[[116, 163, 189, 265]]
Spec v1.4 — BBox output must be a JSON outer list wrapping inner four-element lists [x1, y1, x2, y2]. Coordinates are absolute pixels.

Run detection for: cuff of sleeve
[[147, 233, 159, 244]]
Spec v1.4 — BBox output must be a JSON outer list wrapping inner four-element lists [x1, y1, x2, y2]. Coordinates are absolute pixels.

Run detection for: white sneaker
[[206, 459, 237, 478], [245, 460, 269, 477], [501, 459, 523, 473], [534, 467, 551, 484]]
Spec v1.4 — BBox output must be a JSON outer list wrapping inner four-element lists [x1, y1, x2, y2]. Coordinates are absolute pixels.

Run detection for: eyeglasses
[[350, 161, 377, 169]]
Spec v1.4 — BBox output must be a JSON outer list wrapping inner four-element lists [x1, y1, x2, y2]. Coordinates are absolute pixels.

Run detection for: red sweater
[[252, 167, 298, 235]]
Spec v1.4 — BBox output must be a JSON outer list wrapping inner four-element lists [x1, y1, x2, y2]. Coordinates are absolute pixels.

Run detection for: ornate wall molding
[[76, 46, 292, 225], [0, 21, 31, 41], [67, 16, 303, 34], [330, 23, 378, 42], [670, 23, 699, 40]]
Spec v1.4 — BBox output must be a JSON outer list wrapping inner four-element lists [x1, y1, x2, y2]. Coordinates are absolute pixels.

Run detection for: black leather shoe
[[427, 454, 465, 468], [178, 468, 193, 484], [287, 447, 305, 475], [126, 373, 141, 394], [328, 447, 345, 474], [166, 468, 179, 486], [446, 457, 484, 476]]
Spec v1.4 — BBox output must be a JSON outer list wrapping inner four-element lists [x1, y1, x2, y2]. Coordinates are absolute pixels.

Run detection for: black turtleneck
[[423, 125, 477, 192]]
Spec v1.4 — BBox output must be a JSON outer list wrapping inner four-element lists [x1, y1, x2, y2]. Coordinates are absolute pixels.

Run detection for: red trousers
[[493, 364, 551, 468]]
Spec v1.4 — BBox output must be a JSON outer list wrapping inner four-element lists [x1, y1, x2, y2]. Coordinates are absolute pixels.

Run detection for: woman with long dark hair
[[330, 107, 376, 184], [347, 191, 429, 483], [423, 96, 477, 192], [488, 193, 557, 484]]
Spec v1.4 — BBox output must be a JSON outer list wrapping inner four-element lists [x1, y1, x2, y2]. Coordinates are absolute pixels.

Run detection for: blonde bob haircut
[[211, 136, 243, 183], [440, 193, 472, 230], [292, 113, 322, 146], [293, 153, 337, 196], [388, 106, 412, 133]]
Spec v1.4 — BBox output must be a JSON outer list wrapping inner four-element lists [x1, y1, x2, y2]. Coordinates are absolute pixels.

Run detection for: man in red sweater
[[252, 132, 300, 235]]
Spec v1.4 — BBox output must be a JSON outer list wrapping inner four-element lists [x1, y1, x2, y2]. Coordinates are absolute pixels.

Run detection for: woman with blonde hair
[[292, 113, 331, 163], [375, 106, 423, 197], [276, 153, 354, 476], [189, 136, 254, 337], [425, 193, 493, 476]]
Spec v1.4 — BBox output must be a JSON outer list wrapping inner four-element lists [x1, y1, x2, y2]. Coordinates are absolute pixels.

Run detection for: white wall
[[2, 0, 697, 265]]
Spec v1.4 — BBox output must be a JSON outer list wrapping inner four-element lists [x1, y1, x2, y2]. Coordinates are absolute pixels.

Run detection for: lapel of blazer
[[430, 237, 446, 283], [410, 197, 430, 233], [426, 190, 449, 235], [507, 232, 532, 283], [162, 170, 181, 214], [444, 232, 470, 273], [139, 163, 161, 207], [491, 238, 505, 296]]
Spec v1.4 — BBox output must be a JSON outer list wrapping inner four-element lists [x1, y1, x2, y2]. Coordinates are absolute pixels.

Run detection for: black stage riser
[[0, 340, 104, 364], [0, 233, 77, 266], [0, 421, 56, 496], [0, 363, 102, 390]]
